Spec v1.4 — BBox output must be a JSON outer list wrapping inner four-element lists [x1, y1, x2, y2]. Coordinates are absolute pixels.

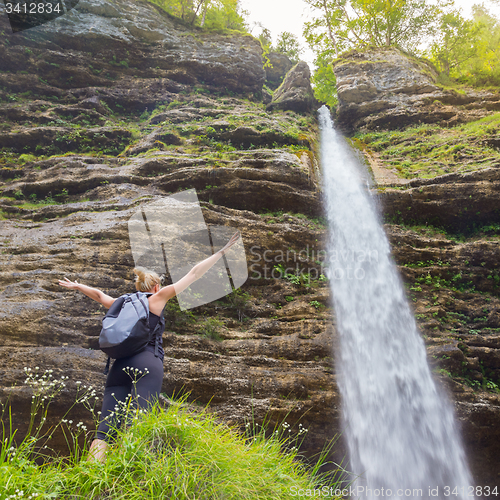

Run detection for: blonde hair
[[133, 267, 161, 292]]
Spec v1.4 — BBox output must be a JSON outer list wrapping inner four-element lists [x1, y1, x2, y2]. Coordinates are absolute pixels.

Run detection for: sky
[[240, 0, 500, 68]]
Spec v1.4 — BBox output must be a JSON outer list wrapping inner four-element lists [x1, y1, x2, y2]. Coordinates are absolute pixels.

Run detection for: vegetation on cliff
[[1, 383, 342, 499], [428, 4, 500, 87], [354, 112, 500, 179]]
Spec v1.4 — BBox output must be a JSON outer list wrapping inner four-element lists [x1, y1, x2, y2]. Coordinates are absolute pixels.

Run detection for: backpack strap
[[104, 356, 111, 375], [152, 309, 165, 358], [136, 292, 163, 358], [136, 293, 149, 316]]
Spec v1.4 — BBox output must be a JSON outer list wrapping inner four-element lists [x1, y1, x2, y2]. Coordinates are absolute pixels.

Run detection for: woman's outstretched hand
[[220, 231, 241, 256], [58, 277, 80, 290]]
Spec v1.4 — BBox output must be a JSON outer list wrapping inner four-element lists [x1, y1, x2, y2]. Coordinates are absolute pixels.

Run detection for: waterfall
[[319, 106, 474, 499]]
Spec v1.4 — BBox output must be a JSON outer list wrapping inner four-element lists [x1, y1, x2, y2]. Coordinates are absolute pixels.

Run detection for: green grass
[[355, 113, 500, 179], [0, 96, 317, 173], [394, 221, 500, 243], [1, 377, 344, 499]]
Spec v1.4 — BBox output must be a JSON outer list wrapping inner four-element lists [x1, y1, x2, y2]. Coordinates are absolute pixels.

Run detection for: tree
[[428, 10, 482, 76], [303, 0, 449, 55], [254, 26, 274, 69], [303, 1, 350, 108], [465, 4, 500, 85], [352, 0, 446, 52], [427, 4, 500, 86], [156, 0, 194, 22], [150, 0, 247, 31], [275, 32, 303, 63], [303, 0, 351, 59], [310, 48, 339, 108], [203, 0, 248, 31]]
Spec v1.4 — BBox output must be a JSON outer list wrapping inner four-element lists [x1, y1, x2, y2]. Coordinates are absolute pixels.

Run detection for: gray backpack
[[99, 291, 163, 374]]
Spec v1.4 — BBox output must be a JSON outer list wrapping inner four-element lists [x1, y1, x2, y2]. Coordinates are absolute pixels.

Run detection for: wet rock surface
[[265, 52, 294, 90], [0, 0, 266, 96], [380, 168, 500, 233]]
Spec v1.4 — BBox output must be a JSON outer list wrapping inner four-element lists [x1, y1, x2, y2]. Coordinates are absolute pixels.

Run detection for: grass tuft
[[355, 113, 500, 179], [1, 371, 346, 499]]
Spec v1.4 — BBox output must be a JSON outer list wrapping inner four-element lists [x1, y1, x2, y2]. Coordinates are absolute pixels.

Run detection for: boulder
[[267, 62, 317, 113], [265, 51, 294, 90], [333, 47, 500, 131]]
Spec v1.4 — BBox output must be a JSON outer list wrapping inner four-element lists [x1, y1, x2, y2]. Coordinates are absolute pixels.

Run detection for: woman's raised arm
[[152, 230, 241, 306], [58, 278, 116, 309]]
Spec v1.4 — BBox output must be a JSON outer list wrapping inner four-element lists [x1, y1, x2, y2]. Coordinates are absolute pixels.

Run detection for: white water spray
[[319, 106, 474, 499]]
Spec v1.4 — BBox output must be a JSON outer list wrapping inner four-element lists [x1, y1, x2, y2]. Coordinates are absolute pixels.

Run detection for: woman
[[58, 230, 240, 463]]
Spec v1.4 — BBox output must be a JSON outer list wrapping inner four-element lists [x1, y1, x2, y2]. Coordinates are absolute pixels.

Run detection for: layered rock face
[[1, 0, 265, 96], [335, 47, 500, 487], [334, 47, 500, 132], [1, 0, 499, 490], [0, 0, 339, 471]]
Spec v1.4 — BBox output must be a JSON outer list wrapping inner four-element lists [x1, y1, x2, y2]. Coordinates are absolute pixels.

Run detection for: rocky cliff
[[0, 0, 340, 475], [334, 47, 500, 488], [334, 47, 500, 132], [1, 0, 499, 490]]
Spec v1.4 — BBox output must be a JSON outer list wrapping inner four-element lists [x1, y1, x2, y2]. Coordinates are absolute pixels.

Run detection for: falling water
[[319, 106, 474, 499]]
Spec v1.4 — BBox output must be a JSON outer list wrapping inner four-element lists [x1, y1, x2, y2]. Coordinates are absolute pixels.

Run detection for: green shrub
[[310, 300, 324, 310], [164, 299, 197, 329], [18, 154, 37, 164], [197, 316, 224, 341], [217, 288, 252, 321]]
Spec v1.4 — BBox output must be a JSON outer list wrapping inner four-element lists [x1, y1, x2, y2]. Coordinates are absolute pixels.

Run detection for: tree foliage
[[304, 0, 500, 109], [351, 0, 445, 52], [303, 0, 350, 60], [303, 0, 447, 58], [428, 4, 500, 86], [428, 10, 482, 77], [310, 49, 339, 109], [274, 31, 303, 63], [149, 0, 248, 31]]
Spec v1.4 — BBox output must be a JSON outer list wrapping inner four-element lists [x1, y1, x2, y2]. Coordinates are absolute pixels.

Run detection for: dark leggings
[[94, 349, 163, 443]]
